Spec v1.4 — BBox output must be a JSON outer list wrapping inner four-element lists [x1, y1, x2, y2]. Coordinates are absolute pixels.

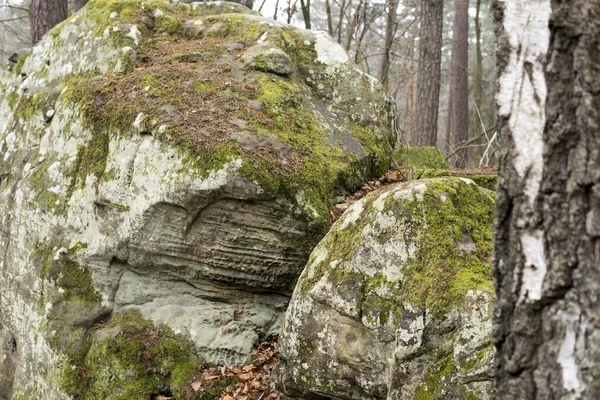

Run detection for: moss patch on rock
[[299, 177, 495, 320], [394, 146, 449, 170], [59, 312, 200, 400], [415, 169, 497, 191], [52, 0, 393, 226]]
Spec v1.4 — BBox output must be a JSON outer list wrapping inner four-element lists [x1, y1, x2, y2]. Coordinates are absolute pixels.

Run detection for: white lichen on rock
[[276, 178, 497, 400]]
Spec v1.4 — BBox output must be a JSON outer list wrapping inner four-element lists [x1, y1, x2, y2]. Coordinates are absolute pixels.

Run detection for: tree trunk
[[73, 0, 88, 12], [380, 0, 399, 89], [445, 70, 453, 152], [493, 0, 600, 399], [299, 0, 310, 29], [325, 0, 333, 36], [273, 0, 280, 20], [450, 0, 468, 167], [474, 0, 483, 137], [30, 0, 68, 44], [405, 21, 417, 144], [415, 0, 444, 147], [344, 0, 359, 51], [336, 0, 346, 43]]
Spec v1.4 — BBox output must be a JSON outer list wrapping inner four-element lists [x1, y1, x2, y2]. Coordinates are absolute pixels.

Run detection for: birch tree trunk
[[415, 0, 444, 147], [493, 0, 600, 398]]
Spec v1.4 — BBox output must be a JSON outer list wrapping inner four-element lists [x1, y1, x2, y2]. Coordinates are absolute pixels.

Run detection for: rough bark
[[450, 0, 469, 167], [30, 0, 68, 44], [415, 0, 444, 147], [493, 0, 600, 398], [380, 0, 399, 89], [73, 0, 88, 12]]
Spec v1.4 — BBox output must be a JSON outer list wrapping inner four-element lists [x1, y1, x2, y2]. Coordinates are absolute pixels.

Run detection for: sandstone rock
[[275, 178, 496, 400], [0, 0, 395, 398]]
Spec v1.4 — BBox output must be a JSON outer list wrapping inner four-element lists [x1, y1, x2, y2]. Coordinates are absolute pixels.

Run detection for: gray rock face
[[275, 178, 497, 400], [0, 0, 396, 398]]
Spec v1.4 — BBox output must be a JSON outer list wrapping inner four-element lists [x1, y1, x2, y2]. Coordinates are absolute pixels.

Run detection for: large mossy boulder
[[275, 178, 496, 400], [0, 1, 395, 398]]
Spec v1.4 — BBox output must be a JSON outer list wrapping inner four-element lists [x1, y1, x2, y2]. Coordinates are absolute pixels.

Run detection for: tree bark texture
[[415, 0, 444, 147], [450, 0, 469, 166], [493, 0, 600, 398], [73, 0, 88, 12], [30, 0, 68, 44]]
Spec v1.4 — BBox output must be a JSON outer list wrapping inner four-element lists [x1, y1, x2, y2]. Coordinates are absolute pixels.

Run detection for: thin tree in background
[[450, 0, 469, 167], [474, 0, 483, 137], [325, 0, 333, 35], [380, 0, 399, 89], [493, 0, 600, 397], [336, 0, 347, 43], [30, 0, 68, 44], [299, 0, 311, 29], [405, 21, 417, 143], [415, 0, 444, 147]]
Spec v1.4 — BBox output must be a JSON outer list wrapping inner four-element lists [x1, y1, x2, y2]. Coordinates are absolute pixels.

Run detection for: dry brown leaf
[[237, 373, 252, 382], [191, 381, 203, 392]]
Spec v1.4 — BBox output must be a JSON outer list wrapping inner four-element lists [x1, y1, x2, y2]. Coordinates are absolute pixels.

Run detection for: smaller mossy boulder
[[275, 177, 496, 400], [393, 146, 449, 170], [59, 312, 200, 400]]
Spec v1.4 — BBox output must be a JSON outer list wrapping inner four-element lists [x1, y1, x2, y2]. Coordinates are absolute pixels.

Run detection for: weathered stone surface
[[275, 178, 496, 400], [0, 0, 396, 398]]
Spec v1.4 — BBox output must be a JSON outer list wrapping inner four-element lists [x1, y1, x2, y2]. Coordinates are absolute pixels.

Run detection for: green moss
[[139, 73, 172, 97], [461, 343, 493, 372], [47, 257, 101, 304], [61, 312, 201, 400], [394, 146, 449, 170], [154, 14, 181, 34], [397, 179, 495, 317], [415, 353, 456, 400], [15, 91, 50, 121], [192, 81, 217, 93], [300, 178, 494, 321], [36, 0, 390, 238], [6, 90, 19, 108], [416, 170, 497, 191], [14, 51, 30, 76]]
